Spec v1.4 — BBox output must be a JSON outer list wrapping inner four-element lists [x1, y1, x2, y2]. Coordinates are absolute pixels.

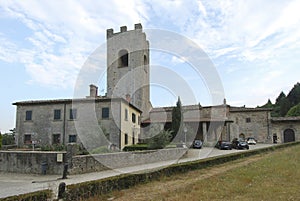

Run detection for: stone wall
[[0, 151, 66, 175], [271, 121, 300, 143], [69, 148, 187, 174]]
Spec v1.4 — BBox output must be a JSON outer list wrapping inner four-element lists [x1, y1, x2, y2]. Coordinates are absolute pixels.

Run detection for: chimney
[[125, 94, 131, 103], [89, 84, 98, 97]]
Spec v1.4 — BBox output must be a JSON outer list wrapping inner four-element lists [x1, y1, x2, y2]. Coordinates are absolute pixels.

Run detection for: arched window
[[118, 49, 128, 67], [144, 55, 148, 72], [144, 55, 148, 65]]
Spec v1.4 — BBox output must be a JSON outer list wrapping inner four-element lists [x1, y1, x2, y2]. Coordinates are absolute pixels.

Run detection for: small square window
[[69, 135, 77, 143], [25, 111, 32, 121], [54, 109, 61, 120], [246, 118, 251, 123], [70, 109, 77, 120], [102, 107, 109, 119]]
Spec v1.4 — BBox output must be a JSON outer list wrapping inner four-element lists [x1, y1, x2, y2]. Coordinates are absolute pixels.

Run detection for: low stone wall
[[0, 151, 66, 175], [70, 148, 187, 174]]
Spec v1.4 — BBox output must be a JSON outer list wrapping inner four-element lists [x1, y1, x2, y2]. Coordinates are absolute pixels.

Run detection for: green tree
[[287, 82, 300, 106], [286, 103, 300, 117], [171, 97, 183, 139], [1, 133, 15, 145], [261, 99, 273, 108]]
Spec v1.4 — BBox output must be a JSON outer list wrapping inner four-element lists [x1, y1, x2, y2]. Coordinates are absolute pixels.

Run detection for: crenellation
[[134, 23, 142, 30], [120, 26, 127, 32]]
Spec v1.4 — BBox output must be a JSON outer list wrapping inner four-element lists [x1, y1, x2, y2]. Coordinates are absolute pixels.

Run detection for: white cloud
[[0, 0, 144, 89]]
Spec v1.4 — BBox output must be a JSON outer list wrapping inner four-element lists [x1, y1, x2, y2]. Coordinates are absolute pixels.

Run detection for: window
[[70, 109, 77, 120], [144, 55, 148, 72], [52, 134, 60, 144], [118, 49, 128, 67], [54, 109, 61, 120], [24, 134, 31, 144], [132, 113, 136, 123], [25, 111, 32, 121], [69, 135, 77, 143], [102, 107, 109, 119], [125, 133, 128, 145], [132, 131, 135, 144], [125, 108, 128, 121], [246, 118, 251, 123]]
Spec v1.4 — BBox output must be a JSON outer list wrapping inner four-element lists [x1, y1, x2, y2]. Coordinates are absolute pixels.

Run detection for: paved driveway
[[0, 143, 274, 199]]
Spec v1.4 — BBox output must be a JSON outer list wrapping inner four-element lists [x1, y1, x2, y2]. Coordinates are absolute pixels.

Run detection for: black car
[[215, 141, 232, 150], [193, 140, 203, 149], [232, 138, 249, 150]]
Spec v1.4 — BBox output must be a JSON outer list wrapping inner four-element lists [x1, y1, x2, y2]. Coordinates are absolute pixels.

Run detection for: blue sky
[[1, 0, 300, 132]]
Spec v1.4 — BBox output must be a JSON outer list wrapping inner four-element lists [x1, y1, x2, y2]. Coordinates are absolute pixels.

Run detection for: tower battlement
[[107, 23, 143, 39]]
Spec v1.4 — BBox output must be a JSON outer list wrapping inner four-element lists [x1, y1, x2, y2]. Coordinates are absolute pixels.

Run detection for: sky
[[1, 0, 300, 133]]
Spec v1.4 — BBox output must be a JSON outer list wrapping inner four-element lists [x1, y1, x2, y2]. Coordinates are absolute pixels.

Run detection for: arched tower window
[[118, 49, 128, 67], [144, 55, 148, 65], [144, 55, 148, 72]]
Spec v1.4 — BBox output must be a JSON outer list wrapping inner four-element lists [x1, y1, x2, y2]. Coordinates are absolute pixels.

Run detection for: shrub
[[123, 144, 148, 151]]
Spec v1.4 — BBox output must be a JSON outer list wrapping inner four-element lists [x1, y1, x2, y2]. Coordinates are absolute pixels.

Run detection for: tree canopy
[[260, 82, 300, 117]]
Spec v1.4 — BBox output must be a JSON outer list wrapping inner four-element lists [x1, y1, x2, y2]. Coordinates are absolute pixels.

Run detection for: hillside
[[260, 82, 300, 117]]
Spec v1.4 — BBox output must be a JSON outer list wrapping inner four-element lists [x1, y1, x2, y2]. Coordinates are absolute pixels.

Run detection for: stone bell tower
[[106, 23, 151, 119]]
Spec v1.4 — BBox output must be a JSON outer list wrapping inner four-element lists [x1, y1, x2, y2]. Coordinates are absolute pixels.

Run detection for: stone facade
[[228, 107, 272, 143], [13, 92, 141, 150]]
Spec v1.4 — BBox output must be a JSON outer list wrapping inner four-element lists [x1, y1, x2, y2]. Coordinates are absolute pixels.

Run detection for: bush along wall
[[64, 141, 300, 201], [0, 190, 52, 201]]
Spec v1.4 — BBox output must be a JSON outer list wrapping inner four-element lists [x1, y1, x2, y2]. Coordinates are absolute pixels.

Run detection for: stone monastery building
[[13, 24, 300, 150]]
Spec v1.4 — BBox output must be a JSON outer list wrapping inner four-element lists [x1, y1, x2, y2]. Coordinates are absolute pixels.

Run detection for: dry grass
[[86, 145, 300, 201]]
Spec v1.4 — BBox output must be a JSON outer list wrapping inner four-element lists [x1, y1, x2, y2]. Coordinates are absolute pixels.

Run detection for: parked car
[[246, 137, 257, 145], [215, 141, 232, 150], [232, 138, 249, 150], [193, 140, 203, 149]]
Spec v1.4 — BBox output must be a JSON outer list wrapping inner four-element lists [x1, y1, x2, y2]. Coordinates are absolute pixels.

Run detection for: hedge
[[64, 141, 300, 201], [0, 190, 52, 201], [122, 143, 148, 151]]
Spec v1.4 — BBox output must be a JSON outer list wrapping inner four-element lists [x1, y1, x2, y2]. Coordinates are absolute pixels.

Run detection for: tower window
[[144, 55, 148, 72], [118, 49, 128, 67]]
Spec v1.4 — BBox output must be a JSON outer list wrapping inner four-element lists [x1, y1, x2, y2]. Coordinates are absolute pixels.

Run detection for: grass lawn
[[86, 145, 300, 201]]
